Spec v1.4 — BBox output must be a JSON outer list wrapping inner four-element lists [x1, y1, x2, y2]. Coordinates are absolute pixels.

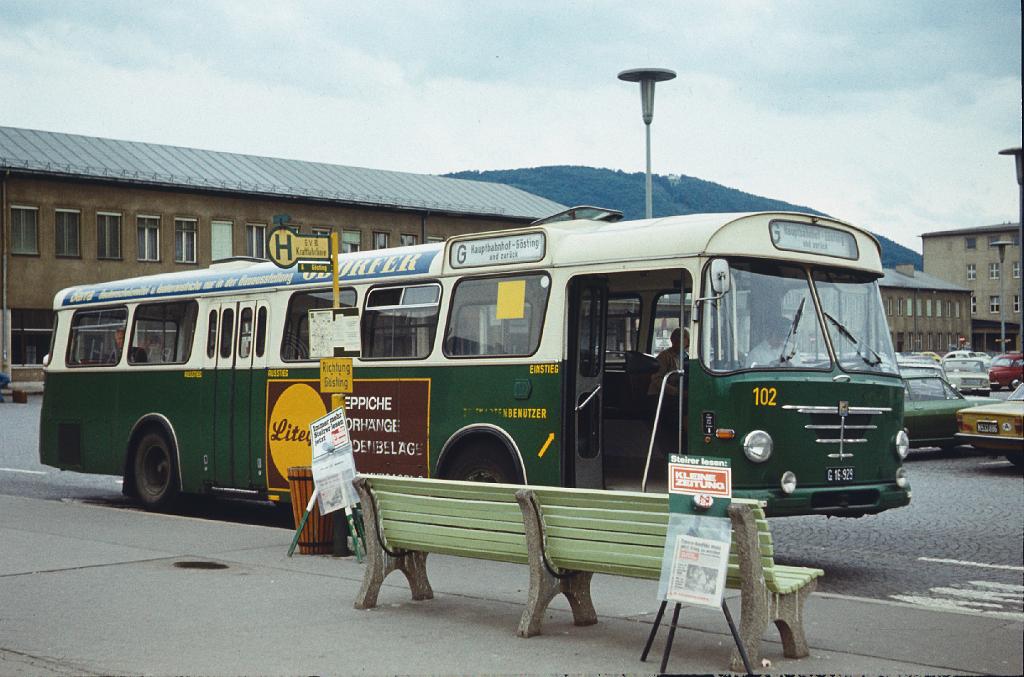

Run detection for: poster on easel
[[656, 454, 732, 608], [309, 406, 358, 515]]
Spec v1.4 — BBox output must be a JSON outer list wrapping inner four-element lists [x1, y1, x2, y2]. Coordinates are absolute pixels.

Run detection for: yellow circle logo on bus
[[267, 383, 326, 481]]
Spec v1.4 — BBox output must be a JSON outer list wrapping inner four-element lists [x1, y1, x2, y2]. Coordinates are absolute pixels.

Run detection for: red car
[[989, 353, 1023, 391]]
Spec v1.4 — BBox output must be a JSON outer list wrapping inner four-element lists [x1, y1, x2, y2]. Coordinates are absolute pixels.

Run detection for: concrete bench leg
[[771, 580, 815, 658], [353, 478, 433, 610], [516, 489, 597, 637]]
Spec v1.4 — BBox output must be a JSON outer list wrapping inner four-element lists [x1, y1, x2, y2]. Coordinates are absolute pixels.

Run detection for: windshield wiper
[[778, 298, 805, 363], [823, 312, 882, 366]]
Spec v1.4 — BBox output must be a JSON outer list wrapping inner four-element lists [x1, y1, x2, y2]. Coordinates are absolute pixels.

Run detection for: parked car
[[956, 383, 1024, 467], [913, 351, 943, 363], [902, 375, 989, 449], [898, 360, 948, 382], [988, 353, 1023, 391], [942, 358, 990, 395], [943, 350, 992, 368]]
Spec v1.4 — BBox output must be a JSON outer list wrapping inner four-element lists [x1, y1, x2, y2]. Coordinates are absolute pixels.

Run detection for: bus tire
[[447, 442, 516, 484], [133, 432, 179, 510]]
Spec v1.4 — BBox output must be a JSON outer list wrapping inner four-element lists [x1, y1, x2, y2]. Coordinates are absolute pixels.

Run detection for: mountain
[[446, 166, 923, 270]]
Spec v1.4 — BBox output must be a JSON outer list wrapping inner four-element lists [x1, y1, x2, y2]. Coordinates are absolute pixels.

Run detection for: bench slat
[[376, 492, 524, 522], [366, 476, 522, 502], [382, 508, 525, 535], [383, 522, 528, 563]]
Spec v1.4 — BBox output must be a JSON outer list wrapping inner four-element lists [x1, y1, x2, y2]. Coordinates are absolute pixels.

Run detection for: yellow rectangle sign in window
[[496, 280, 526, 320], [320, 357, 353, 393]]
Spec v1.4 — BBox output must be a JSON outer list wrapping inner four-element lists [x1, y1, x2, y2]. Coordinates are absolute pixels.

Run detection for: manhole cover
[[173, 561, 229, 570]]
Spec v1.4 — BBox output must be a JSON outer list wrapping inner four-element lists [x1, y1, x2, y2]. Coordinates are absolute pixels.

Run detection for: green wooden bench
[[352, 475, 822, 670], [518, 486, 823, 671]]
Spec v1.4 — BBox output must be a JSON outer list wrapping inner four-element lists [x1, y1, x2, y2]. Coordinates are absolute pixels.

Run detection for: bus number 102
[[753, 386, 777, 407]]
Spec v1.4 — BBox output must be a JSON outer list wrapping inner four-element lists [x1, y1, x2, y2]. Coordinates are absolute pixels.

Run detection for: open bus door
[[568, 276, 607, 489]]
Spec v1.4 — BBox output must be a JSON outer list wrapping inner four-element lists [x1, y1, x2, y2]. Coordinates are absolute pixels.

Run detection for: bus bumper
[[737, 481, 911, 518]]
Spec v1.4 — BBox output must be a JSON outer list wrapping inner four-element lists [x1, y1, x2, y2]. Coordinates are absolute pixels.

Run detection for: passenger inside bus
[[746, 315, 791, 367]]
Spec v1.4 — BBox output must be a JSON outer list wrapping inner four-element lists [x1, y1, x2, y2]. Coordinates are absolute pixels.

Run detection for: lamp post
[[993, 239, 1012, 351], [618, 68, 676, 219], [998, 147, 1023, 352]]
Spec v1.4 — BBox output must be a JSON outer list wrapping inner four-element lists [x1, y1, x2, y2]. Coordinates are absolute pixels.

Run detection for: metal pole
[[645, 123, 653, 219], [999, 243, 1006, 351]]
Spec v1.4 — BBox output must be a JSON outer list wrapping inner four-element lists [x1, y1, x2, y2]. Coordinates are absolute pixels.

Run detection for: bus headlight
[[895, 467, 909, 488], [743, 430, 773, 463], [780, 471, 797, 494], [895, 430, 910, 459]]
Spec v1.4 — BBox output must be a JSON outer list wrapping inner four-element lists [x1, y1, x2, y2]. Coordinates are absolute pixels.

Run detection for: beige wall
[[0, 173, 534, 375], [880, 284, 972, 353], [923, 228, 1022, 351]]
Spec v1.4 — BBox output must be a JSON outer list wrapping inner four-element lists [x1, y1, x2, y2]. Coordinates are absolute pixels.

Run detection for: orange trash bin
[[287, 466, 334, 554]]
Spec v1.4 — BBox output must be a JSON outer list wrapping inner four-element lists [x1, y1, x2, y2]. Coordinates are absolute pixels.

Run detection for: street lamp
[[992, 239, 1012, 351], [618, 68, 676, 219], [998, 147, 1023, 352]]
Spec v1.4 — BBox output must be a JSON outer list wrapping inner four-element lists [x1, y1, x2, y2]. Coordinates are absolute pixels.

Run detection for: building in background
[[879, 265, 972, 354], [921, 223, 1022, 352], [0, 127, 565, 382]]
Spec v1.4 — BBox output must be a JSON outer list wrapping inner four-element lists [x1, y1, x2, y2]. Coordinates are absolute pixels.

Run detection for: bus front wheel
[[447, 443, 516, 484], [133, 432, 179, 510]]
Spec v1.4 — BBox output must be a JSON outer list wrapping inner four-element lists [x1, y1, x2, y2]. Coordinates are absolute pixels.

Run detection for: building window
[[400, 233, 418, 247], [373, 231, 390, 250], [1014, 261, 1020, 279], [926, 299, 932, 317], [897, 297, 904, 317], [916, 299, 922, 316], [55, 209, 80, 257], [427, 236, 444, 244], [1014, 295, 1021, 313], [246, 223, 266, 259], [988, 235, 1001, 247], [936, 299, 942, 318], [970, 296, 976, 314], [211, 220, 233, 260], [989, 295, 1000, 314], [886, 297, 892, 316], [11, 206, 39, 255], [97, 212, 122, 259], [966, 263, 976, 280], [965, 237, 976, 249], [175, 218, 197, 263], [955, 301, 960, 318], [136, 215, 160, 261], [342, 229, 361, 253], [989, 262, 1000, 279], [905, 298, 913, 317], [11, 308, 54, 365], [312, 227, 332, 238]]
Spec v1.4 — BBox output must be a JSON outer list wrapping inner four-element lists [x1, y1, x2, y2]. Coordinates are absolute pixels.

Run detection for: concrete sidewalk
[[1, 493, 1020, 676]]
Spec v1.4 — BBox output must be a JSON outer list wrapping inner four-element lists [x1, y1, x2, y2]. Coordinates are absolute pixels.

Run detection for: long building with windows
[[878, 264, 972, 354], [921, 222, 1022, 352], [0, 126, 564, 382]]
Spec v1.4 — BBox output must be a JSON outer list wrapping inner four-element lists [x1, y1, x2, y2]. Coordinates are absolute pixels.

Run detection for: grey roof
[[921, 222, 1021, 238], [879, 267, 971, 292], [0, 126, 565, 220]]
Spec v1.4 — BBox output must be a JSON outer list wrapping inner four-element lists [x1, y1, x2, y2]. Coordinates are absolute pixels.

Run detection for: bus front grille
[[782, 404, 892, 455]]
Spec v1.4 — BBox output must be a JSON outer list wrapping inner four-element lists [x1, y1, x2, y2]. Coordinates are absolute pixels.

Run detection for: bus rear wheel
[[133, 432, 179, 510], [448, 443, 516, 484]]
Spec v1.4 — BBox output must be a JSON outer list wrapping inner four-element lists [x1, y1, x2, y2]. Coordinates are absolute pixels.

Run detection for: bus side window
[[363, 283, 441, 359], [255, 307, 267, 358], [66, 307, 128, 367], [443, 274, 550, 358], [220, 308, 234, 360], [130, 301, 198, 365], [238, 308, 253, 359], [281, 288, 356, 361], [207, 309, 218, 359]]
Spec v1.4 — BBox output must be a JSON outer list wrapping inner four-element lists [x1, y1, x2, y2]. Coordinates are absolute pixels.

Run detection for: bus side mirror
[[710, 259, 731, 294]]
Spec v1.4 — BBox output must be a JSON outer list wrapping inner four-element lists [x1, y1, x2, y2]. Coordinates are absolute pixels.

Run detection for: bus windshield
[[813, 269, 898, 375], [702, 261, 830, 371]]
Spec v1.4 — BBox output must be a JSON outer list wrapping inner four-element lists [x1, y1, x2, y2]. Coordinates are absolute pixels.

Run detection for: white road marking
[[918, 556, 1024, 572], [979, 460, 1011, 466], [0, 467, 47, 475], [889, 594, 1024, 621]]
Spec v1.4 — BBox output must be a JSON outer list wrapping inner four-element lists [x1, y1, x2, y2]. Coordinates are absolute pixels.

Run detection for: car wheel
[[1006, 455, 1023, 469], [133, 432, 180, 510]]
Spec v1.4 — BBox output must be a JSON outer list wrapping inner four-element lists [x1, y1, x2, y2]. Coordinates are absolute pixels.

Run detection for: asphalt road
[[2, 395, 1021, 621]]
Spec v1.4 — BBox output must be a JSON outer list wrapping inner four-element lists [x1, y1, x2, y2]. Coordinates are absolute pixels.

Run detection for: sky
[[0, 1, 1020, 252]]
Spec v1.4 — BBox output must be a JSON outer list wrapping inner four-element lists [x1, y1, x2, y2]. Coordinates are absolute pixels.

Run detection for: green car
[[903, 375, 990, 449]]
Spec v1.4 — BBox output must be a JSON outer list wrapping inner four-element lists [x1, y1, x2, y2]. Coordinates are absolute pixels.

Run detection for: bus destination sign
[[450, 232, 546, 269], [769, 220, 858, 260]]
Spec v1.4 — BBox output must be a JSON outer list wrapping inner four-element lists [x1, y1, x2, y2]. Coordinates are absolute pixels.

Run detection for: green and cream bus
[[40, 211, 911, 517]]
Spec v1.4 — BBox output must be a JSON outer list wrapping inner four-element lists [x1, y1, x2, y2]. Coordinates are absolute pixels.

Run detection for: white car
[[943, 358, 990, 395], [943, 350, 992, 368]]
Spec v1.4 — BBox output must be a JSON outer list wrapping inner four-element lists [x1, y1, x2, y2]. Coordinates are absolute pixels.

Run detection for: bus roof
[[54, 211, 882, 309]]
